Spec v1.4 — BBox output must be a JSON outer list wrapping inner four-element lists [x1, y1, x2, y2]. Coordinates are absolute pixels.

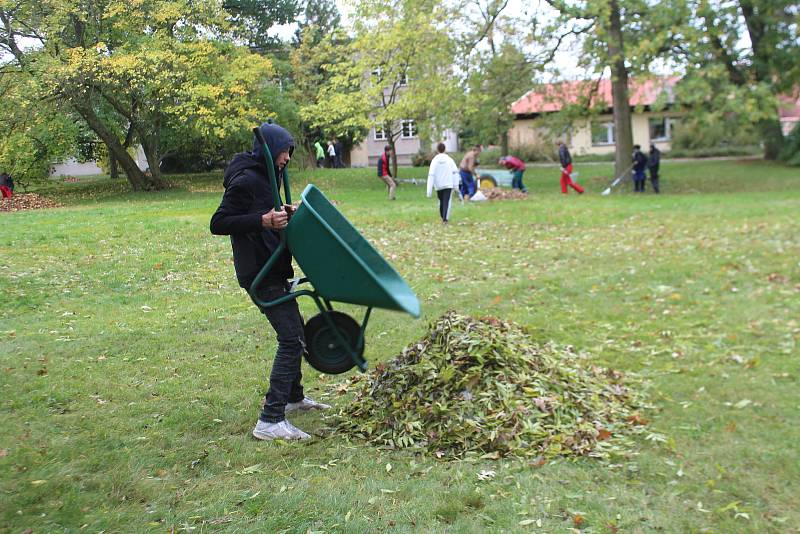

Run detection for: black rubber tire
[[303, 311, 364, 374], [478, 174, 498, 189]]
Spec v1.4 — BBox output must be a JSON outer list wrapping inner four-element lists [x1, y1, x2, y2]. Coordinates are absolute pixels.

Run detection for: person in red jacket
[[557, 141, 584, 194], [376, 144, 396, 200], [498, 155, 528, 193]]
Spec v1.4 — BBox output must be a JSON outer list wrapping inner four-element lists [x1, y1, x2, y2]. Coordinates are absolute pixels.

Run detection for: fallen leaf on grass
[[573, 514, 585, 527], [0, 193, 61, 211], [529, 456, 546, 468], [597, 429, 612, 441], [477, 470, 496, 481], [733, 399, 752, 409], [31, 480, 47, 485], [518, 518, 536, 526], [0, 449, 8, 457], [626, 413, 648, 425], [236, 464, 262, 475]]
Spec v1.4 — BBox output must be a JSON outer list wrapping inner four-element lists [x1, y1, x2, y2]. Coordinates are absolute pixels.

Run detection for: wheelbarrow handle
[[252, 126, 283, 213]]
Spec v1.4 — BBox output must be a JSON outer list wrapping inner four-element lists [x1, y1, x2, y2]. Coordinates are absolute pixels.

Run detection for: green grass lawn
[[2, 160, 799, 533]]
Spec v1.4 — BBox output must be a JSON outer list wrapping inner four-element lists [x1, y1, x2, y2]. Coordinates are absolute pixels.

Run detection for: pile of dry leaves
[[480, 188, 528, 200], [333, 312, 649, 460], [0, 193, 61, 212]]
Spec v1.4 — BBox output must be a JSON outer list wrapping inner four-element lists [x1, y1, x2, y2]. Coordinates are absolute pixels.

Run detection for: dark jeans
[[633, 169, 646, 192], [253, 283, 305, 423], [437, 188, 452, 221], [649, 167, 660, 193], [511, 170, 527, 192]]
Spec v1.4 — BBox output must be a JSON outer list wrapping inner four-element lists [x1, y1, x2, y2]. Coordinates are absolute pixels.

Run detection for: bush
[[671, 116, 760, 150], [512, 141, 558, 163], [779, 124, 800, 166], [412, 150, 435, 167]]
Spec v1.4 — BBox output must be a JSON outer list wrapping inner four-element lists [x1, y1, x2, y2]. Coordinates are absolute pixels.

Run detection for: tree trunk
[[389, 137, 398, 181], [140, 135, 167, 189], [109, 154, 119, 179], [74, 103, 155, 191], [501, 130, 509, 156], [607, 0, 633, 181]]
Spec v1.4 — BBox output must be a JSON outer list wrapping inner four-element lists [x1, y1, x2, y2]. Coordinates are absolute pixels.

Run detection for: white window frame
[[649, 116, 674, 142], [400, 119, 417, 139], [591, 121, 615, 146], [373, 126, 387, 141]]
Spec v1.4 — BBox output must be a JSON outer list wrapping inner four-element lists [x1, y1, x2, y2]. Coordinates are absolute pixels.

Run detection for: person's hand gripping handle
[[252, 126, 289, 231]]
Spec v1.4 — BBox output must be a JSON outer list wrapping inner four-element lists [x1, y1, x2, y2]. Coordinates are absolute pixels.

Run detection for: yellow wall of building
[[509, 111, 680, 155]]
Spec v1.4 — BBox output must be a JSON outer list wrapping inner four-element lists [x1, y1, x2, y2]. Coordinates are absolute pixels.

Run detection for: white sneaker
[[252, 420, 311, 441], [285, 397, 331, 414]]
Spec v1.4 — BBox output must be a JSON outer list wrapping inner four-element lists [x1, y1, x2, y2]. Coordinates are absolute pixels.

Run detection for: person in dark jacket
[[557, 141, 584, 194], [648, 144, 661, 194], [210, 122, 329, 442], [632, 145, 649, 193], [333, 138, 344, 168], [377, 144, 396, 200]]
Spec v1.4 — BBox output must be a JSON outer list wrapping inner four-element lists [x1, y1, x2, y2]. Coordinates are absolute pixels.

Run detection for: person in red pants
[[557, 141, 584, 194]]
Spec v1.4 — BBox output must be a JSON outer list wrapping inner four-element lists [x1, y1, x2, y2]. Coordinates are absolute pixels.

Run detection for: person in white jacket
[[427, 143, 460, 224]]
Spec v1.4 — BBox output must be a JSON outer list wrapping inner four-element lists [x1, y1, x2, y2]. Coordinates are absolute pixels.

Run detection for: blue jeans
[[511, 170, 527, 192], [633, 169, 646, 192], [252, 283, 305, 423], [459, 169, 476, 197]]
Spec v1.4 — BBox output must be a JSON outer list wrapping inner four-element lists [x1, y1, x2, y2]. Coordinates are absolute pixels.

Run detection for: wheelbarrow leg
[[356, 307, 372, 353]]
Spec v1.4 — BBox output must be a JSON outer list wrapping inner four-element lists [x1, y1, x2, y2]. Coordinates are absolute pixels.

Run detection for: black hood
[[252, 122, 294, 164], [223, 152, 265, 188]]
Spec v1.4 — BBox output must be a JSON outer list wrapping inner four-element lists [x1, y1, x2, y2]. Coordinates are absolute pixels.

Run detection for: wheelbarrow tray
[[286, 184, 420, 318]]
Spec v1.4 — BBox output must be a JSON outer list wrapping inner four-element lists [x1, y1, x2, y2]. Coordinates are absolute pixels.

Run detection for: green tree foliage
[[290, 6, 349, 167], [294, 0, 342, 45], [534, 0, 684, 177], [300, 0, 460, 178], [677, 0, 799, 159], [224, 0, 300, 51], [0, 74, 80, 189], [462, 42, 535, 155], [1, 0, 276, 191]]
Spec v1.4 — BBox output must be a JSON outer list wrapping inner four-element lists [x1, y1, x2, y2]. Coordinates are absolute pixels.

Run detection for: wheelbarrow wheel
[[478, 174, 498, 189], [304, 311, 364, 374]]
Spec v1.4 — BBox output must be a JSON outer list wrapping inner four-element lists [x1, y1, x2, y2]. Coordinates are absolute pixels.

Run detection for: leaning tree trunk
[[607, 0, 633, 181], [75, 103, 158, 191]]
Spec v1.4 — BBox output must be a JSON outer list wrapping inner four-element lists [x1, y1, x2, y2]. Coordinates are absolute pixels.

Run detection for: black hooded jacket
[[210, 123, 295, 289]]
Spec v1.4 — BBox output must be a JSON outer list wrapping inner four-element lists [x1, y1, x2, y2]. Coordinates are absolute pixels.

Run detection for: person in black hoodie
[[632, 145, 648, 193], [648, 144, 661, 194], [210, 122, 329, 441]]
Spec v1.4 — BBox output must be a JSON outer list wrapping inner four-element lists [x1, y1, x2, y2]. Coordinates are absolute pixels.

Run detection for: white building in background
[[349, 126, 459, 168], [50, 146, 149, 177]]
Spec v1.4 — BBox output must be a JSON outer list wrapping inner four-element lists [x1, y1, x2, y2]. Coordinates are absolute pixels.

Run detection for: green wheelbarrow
[[249, 127, 420, 374]]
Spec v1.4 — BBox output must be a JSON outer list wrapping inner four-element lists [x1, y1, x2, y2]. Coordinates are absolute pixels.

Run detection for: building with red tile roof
[[508, 76, 682, 155]]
